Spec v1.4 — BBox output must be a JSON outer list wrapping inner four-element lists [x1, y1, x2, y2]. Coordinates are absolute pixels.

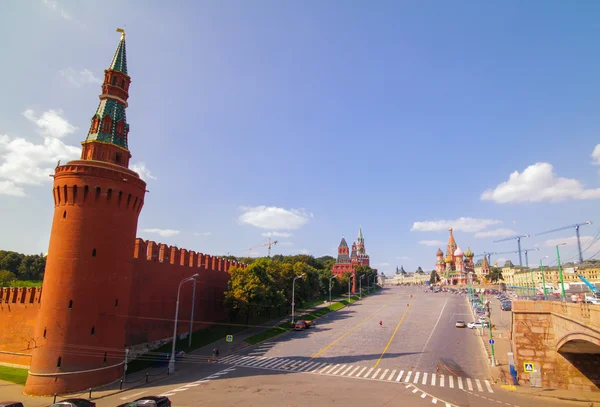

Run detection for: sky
[[1, 0, 600, 276]]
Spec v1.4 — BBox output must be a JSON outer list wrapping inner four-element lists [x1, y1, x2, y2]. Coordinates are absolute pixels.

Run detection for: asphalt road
[[89, 286, 580, 407]]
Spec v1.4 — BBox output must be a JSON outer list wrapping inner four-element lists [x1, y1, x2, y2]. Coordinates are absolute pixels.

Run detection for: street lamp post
[[539, 256, 549, 298], [348, 274, 354, 304], [329, 275, 337, 303], [556, 243, 567, 300], [291, 274, 305, 325], [188, 277, 197, 347], [169, 273, 199, 374], [529, 269, 536, 297], [360, 275, 364, 298]]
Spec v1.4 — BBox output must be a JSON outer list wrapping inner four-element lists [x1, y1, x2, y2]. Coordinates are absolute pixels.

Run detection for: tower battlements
[[133, 238, 246, 271], [0, 287, 41, 306]]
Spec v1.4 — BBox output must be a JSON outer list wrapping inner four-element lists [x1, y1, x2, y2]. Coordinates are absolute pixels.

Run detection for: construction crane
[[522, 247, 539, 267], [534, 221, 593, 264], [493, 234, 530, 267], [475, 250, 518, 265], [245, 237, 278, 257]]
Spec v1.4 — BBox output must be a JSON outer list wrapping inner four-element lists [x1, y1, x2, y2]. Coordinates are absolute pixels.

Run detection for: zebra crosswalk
[[219, 354, 494, 394]]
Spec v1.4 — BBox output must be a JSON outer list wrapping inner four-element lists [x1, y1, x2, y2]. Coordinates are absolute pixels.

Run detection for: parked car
[[501, 302, 512, 311], [116, 396, 171, 407], [0, 402, 24, 407], [455, 320, 466, 328], [292, 320, 312, 330], [49, 399, 95, 407], [467, 321, 489, 329]]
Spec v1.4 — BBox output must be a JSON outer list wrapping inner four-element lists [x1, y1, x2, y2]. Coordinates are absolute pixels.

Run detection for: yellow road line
[[373, 299, 413, 368], [311, 303, 389, 359]]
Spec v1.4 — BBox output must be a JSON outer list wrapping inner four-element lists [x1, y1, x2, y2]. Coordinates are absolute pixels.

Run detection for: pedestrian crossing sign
[[524, 362, 534, 372], [226, 334, 233, 343]]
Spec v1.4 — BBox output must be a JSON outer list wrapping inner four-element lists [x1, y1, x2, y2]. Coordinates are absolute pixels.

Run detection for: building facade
[[502, 266, 600, 292], [331, 227, 371, 293], [15, 31, 245, 396]]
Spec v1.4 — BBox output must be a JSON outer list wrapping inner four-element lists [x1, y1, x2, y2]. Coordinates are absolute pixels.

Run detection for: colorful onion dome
[[454, 247, 464, 257], [464, 247, 474, 257], [444, 256, 453, 263], [436, 248, 443, 256]]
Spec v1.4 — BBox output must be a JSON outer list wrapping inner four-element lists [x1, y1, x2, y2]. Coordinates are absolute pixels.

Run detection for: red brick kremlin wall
[[0, 246, 244, 369]]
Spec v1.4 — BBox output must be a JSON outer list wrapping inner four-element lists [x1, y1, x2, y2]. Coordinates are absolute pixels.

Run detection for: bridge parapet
[[512, 300, 600, 392]]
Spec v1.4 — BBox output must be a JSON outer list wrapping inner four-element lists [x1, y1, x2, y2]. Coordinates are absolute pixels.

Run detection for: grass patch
[[0, 365, 28, 385], [10, 280, 42, 287], [244, 326, 289, 345]]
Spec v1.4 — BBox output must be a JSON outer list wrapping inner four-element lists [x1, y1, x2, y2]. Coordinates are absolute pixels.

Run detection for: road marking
[[413, 371, 420, 383], [416, 298, 448, 367], [421, 392, 427, 398], [301, 361, 318, 371], [476, 379, 483, 392], [446, 403, 451, 407], [432, 398, 437, 404], [458, 377, 463, 390], [431, 373, 436, 386], [312, 303, 389, 359], [355, 366, 367, 377], [363, 367, 375, 378], [381, 368, 389, 379], [119, 391, 147, 400], [324, 364, 339, 374], [396, 370, 404, 382], [332, 364, 346, 375], [387, 369, 396, 380], [172, 388, 188, 392], [374, 299, 413, 368], [412, 388, 419, 393], [292, 361, 309, 370], [485, 380, 494, 393], [183, 383, 200, 387], [422, 372, 428, 385], [371, 368, 382, 379], [252, 358, 273, 367], [311, 362, 327, 372], [348, 366, 360, 376], [246, 357, 267, 366], [449, 375, 454, 388], [467, 378, 473, 391], [161, 393, 175, 396], [440, 374, 445, 387], [404, 371, 412, 383]]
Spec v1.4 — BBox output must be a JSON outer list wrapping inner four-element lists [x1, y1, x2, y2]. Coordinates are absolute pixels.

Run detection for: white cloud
[[142, 228, 180, 237], [418, 240, 445, 246], [42, 0, 71, 20], [543, 235, 594, 248], [238, 206, 313, 230], [193, 232, 211, 236], [59, 68, 101, 87], [130, 162, 157, 182], [23, 109, 77, 139], [299, 249, 310, 255], [411, 217, 502, 233], [0, 180, 26, 197], [0, 133, 80, 196], [542, 235, 600, 261], [593, 144, 600, 166], [474, 228, 517, 238], [481, 162, 600, 203], [262, 231, 294, 238]]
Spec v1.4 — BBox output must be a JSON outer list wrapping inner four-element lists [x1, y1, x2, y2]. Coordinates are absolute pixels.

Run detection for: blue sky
[[1, 1, 600, 275]]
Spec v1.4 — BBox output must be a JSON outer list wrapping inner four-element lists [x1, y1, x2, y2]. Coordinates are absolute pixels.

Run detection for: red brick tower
[[24, 29, 147, 396]]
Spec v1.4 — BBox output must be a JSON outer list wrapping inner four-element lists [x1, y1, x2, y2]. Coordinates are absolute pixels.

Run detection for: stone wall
[[512, 300, 600, 391]]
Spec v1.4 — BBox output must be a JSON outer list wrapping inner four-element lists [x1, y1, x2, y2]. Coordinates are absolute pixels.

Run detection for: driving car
[[116, 396, 171, 407], [455, 320, 466, 328], [467, 321, 489, 329], [0, 402, 24, 407], [48, 399, 95, 407]]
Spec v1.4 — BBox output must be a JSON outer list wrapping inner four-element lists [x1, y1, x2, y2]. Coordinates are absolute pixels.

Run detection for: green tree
[[486, 267, 503, 283], [0, 270, 16, 286], [429, 270, 440, 285], [0, 251, 24, 276]]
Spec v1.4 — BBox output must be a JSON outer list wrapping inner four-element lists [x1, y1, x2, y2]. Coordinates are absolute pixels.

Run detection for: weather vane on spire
[[116, 27, 126, 39]]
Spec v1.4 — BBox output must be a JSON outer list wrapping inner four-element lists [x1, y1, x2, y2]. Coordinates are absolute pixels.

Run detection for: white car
[[467, 321, 489, 329], [584, 295, 600, 305]]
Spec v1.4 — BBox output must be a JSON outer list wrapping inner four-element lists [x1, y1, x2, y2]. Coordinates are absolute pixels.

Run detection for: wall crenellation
[[0, 287, 41, 306], [132, 238, 246, 272], [52, 183, 144, 214]]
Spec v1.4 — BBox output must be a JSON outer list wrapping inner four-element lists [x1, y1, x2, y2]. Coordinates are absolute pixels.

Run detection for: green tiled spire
[[110, 30, 128, 75]]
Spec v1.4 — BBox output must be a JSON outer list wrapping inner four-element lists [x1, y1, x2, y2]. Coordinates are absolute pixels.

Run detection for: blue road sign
[[489, 339, 495, 345]]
